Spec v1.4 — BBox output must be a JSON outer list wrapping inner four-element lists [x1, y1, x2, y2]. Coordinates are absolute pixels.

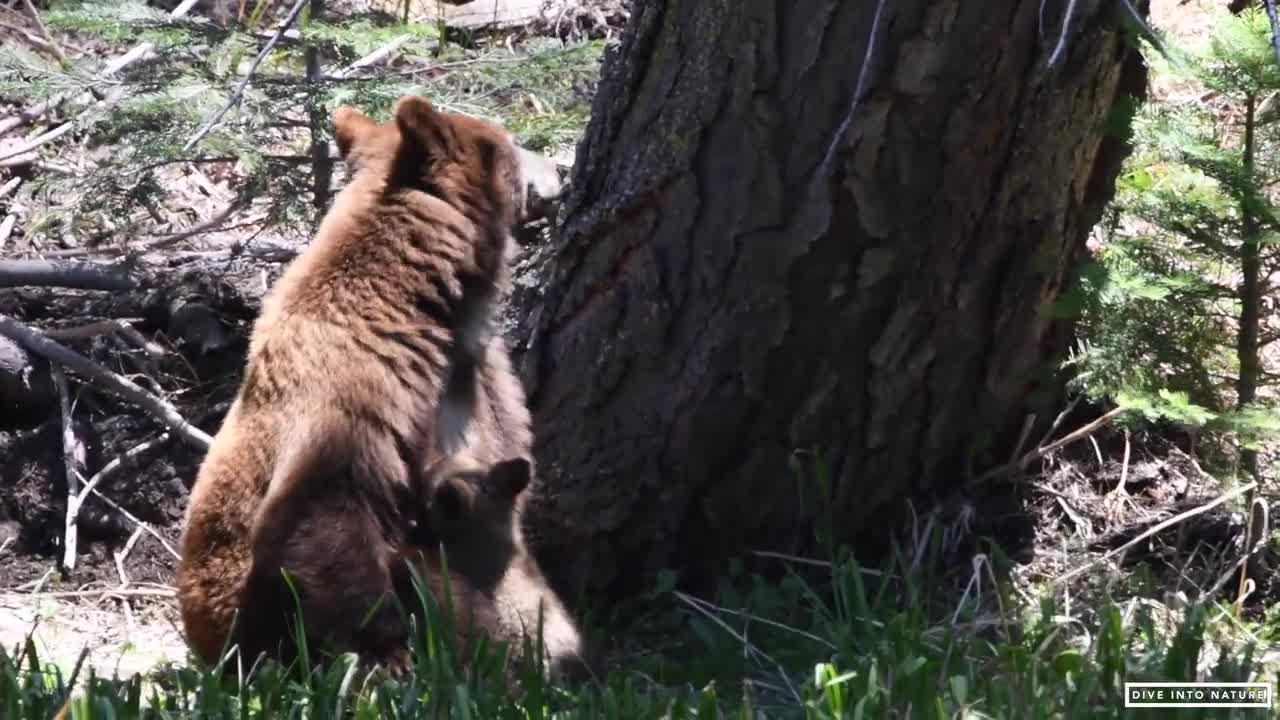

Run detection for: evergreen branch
[[182, 0, 310, 153], [0, 0, 200, 138]]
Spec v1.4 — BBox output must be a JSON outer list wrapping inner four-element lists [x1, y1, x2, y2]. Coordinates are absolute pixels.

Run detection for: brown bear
[[176, 95, 577, 675], [398, 454, 585, 679]]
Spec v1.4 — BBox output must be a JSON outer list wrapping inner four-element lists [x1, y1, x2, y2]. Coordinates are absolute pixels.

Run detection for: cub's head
[[411, 456, 589, 681], [418, 456, 531, 587], [333, 97, 562, 225]]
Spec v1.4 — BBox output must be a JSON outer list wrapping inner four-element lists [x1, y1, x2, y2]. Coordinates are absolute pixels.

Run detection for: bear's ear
[[393, 95, 452, 160], [489, 458, 531, 500], [333, 106, 377, 160]]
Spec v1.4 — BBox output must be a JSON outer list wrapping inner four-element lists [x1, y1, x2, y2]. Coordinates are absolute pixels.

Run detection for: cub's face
[[412, 456, 588, 680], [418, 456, 530, 589], [333, 97, 562, 225]]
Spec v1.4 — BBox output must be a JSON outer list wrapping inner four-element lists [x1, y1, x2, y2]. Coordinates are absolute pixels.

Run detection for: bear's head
[[405, 456, 589, 681], [332, 97, 562, 227]]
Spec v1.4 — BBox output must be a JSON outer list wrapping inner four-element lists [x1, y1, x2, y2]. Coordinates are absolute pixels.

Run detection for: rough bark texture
[[509, 0, 1149, 600]]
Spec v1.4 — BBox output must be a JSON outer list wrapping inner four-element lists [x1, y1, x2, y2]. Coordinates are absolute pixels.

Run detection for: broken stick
[[0, 313, 212, 449], [52, 365, 86, 572]]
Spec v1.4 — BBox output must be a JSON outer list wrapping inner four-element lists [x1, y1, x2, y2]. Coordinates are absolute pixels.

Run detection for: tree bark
[[510, 0, 1149, 599], [307, 0, 333, 213], [1237, 92, 1261, 482]]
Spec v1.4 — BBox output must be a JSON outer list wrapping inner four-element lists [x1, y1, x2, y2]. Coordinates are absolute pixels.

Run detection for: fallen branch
[[143, 202, 240, 251], [0, 259, 135, 291], [52, 365, 86, 572], [1053, 482, 1257, 587], [0, 214, 15, 250], [329, 35, 412, 79], [975, 406, 1126, 483], [0, 314, 212, 449], [183, 0, 311, 152], [0, 176, 21, 201], [0, 121, 76, 166], [0, 18, 59, 57]]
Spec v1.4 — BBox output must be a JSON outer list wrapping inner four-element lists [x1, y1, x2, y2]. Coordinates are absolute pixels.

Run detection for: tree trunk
[[509, 0, 1149, 600], [1237, 92, 1261, 482]]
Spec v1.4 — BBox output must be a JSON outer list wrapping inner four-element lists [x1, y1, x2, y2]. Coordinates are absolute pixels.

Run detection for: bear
[[333, 96, 584, 677], [175, 95, 572, 674], [397, 454, 586, 680], [236, 455, 578, 679]]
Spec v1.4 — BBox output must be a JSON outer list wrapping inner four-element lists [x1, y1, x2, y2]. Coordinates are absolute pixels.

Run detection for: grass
[[1, 539, 1272, 719]]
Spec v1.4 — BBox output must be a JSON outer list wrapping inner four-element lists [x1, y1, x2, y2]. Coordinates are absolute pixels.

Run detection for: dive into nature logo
[[1124, 682, 1272, 709]]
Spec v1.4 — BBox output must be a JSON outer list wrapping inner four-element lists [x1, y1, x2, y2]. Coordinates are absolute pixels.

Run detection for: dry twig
[[114, 526, 145, 628], [0, 120, 76, 166], [976, 406, 1126, 483], [673, 590, 802, 705], [43, 203, 242, 258], [0, 214, 15, 250]]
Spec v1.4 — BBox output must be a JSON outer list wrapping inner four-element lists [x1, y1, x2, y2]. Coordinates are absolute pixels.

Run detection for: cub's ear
[[489, 458, 531, 499], [333, 106, 377, 160], [393, 95, 451, 160]]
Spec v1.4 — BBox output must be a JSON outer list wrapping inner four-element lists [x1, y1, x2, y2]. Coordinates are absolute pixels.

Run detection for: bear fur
[[176, 95, 570, 673]]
